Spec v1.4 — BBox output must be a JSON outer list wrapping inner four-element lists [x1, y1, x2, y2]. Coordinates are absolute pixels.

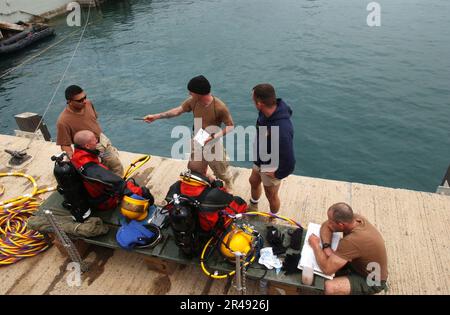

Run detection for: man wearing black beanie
[[187, 75, 211, 95], [144, 75, 235, 192]]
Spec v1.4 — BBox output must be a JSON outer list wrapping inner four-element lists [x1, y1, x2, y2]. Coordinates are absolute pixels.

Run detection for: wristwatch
[[322, 243, 331, 249]]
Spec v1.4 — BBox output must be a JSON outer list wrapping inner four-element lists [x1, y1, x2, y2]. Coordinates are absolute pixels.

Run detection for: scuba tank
[[165, 194, 200, 257], [51, 152, 91, 223]]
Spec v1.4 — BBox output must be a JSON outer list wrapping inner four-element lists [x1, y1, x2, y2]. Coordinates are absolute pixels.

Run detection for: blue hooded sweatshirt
[[254, 98, 295, 179]]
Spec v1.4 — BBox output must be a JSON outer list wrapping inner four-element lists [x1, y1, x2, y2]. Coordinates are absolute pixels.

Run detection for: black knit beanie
[[187, 75, 211, 95]]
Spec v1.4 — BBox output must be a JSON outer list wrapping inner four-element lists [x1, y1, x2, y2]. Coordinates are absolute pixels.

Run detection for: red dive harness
[[71, 146, 145, 211]]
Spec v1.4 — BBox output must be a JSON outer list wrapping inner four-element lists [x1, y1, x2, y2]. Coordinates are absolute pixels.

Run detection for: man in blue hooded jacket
[[248, 83, 295, 215]]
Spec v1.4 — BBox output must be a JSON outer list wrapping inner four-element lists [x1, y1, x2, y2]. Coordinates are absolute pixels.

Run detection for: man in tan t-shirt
[[308, 202, 388, 295], [56, 85, 124, 177], [144, 75, 235, 191]]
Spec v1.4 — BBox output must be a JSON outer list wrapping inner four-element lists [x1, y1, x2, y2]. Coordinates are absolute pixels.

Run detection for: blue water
[[1, 0, 449, 192]]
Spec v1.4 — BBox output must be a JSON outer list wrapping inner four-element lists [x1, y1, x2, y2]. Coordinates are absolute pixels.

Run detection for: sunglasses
[[71, 95, 87, 103]]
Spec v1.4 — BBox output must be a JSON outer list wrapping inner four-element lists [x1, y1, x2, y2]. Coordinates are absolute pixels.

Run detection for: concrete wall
[[0, 0, 72, 23]]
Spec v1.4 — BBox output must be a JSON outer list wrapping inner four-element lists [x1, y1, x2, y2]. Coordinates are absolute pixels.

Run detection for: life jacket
[[199, 194, 247, 233], [71, 146, 143, 211]]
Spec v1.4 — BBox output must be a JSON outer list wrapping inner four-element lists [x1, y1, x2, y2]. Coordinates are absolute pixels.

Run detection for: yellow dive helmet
[[120, 194, 149, 221], [179, 169, 210, 187], [220, 226, 255, 260]]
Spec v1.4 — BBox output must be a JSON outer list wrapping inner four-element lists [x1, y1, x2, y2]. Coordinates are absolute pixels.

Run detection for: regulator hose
[[123, 155, 151, 180], [199, 211, 304, 279], [200, 235, 257, 279]]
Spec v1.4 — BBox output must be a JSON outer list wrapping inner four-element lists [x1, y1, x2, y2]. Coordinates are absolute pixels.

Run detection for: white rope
[[22, 1, 93, 151], [0, 29, 80, 80]]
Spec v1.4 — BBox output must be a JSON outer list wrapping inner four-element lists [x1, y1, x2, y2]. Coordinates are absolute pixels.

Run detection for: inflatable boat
[[0, 25, 55, 55]]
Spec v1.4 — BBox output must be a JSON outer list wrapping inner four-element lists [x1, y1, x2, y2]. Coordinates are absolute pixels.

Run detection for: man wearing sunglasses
[[56, 85, 124, 177]]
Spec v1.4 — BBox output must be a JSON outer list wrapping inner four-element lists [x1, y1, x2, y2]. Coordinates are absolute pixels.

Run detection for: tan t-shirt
[[181, 96, 233, 130], [56, 101, 102, 146], [335, 215, 388, 281]]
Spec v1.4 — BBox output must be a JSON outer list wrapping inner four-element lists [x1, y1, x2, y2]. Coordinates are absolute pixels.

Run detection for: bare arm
[[320, 220, 333, 243], [144, 106, 185, 123], [320, 220, 335, 256], [308, 234, 347, 275], [204, 125, 234, 146], [221, 107, 234, 137], [213, 125, 234, 139], [61, 145, 73, 158]]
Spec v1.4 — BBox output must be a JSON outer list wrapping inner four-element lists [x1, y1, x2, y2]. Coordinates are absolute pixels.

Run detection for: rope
[[0, 28, 80, 80], [20, 2, 94, 152], [0, 172, 56, 265]]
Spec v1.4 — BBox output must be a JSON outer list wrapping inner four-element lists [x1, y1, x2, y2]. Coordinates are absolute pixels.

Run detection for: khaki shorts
[[252, 164, 281, 187], [96, 133, 124, 177], [189, 139, 233, 185]]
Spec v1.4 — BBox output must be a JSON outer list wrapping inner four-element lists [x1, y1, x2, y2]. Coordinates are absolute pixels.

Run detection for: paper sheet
[[297, 222, 341, 280], [258, 247, 282, 270], [193, 128, 210, 147]]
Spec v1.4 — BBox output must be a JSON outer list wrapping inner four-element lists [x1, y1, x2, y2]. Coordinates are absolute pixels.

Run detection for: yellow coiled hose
[[0, 155, 151, 265], [0, 172, 56, 265]]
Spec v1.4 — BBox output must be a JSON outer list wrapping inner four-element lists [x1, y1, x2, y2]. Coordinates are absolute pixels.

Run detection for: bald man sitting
[[73, 130, 99, 154], [308, 202, 388, 295], [70, 130, 154, 211]]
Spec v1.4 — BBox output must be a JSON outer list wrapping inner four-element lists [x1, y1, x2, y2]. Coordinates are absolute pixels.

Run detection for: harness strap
[[192, 96, 217, 130]]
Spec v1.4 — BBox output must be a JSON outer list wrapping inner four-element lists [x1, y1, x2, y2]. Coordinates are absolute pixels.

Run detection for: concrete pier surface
[[0, 0, 71, 23], [0, 0, 102, 23], [0, 134, 449, 295]]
